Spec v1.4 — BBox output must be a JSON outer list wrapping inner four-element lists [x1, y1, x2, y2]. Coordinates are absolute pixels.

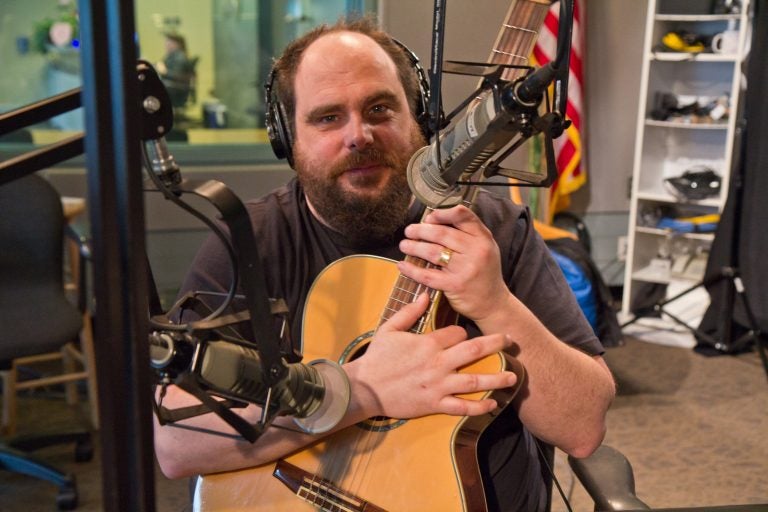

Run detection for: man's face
[[291, 31, 427, 246]]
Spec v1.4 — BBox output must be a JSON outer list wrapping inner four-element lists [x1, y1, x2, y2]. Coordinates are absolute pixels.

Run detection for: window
[[0, 0, 378, 163]]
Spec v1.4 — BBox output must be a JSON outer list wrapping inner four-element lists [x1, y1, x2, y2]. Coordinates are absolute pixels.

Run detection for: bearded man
[[154, 16, 614, 512]]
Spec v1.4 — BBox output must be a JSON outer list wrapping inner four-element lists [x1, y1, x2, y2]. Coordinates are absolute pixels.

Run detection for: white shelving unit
[[621, 0, 752, 346]]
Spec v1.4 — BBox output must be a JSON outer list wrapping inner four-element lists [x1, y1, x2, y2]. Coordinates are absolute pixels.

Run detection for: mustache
[[329, 148, 403, 178]]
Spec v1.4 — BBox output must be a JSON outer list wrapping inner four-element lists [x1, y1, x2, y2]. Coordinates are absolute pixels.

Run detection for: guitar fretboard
[[380, 255, 438, 334], [489, 0, 551, 82], [376, 0, 552, 335]]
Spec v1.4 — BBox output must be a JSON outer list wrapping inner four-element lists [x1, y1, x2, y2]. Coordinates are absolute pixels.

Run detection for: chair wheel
[[57, 485, 79, 510], [75, 437, 94, 462]]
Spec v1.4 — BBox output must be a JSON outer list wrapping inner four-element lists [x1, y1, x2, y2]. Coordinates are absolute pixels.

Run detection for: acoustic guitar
[[194, 2, 551, 510]]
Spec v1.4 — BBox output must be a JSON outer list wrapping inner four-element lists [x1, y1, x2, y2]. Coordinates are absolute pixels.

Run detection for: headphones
[[264, 38, 432, 167]]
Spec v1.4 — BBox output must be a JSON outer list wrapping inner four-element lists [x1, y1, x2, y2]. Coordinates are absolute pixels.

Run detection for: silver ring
[[438, 248, 453, 266]]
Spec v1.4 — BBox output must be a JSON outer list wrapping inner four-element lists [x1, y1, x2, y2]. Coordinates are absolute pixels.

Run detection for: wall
[[48, 165, 294, 304], [580, 0, 646, 284], [43, 0, 649, 295]]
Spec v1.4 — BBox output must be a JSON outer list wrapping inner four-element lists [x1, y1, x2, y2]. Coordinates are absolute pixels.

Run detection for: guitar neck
[[488, 0, 552, 82], [377, 1, 552, 335], [380, 255, 438, 334]]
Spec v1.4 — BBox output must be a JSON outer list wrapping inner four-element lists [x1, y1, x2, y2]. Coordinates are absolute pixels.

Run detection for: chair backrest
[[0, 174, 65, 291], [0, 174, 81, 358], [187, 56, 199, 104]]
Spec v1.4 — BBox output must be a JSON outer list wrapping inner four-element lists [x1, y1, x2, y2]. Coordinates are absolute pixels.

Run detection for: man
[[154, 17, 615, 511], [157, 33, 195, 109]]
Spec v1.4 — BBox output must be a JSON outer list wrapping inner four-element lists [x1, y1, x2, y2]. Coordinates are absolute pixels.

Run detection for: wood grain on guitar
[[195, 256, 524, 511]]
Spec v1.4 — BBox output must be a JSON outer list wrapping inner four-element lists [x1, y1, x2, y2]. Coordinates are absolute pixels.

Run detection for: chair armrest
[[64, 224, 92, 261], [568, 445, 650, 511], [64, 224, 92, 312]]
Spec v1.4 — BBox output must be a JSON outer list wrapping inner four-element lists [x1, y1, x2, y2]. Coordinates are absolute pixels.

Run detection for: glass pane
[[0, 0, 84, 144], [133, 0, 379, 148], [0, 0, 378, 155]]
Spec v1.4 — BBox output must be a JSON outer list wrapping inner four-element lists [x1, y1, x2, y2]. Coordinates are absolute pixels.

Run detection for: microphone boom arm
[[137, 61, 349, 441]]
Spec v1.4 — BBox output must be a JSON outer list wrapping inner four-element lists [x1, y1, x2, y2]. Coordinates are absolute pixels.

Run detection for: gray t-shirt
[[177, 177, 603, 511]]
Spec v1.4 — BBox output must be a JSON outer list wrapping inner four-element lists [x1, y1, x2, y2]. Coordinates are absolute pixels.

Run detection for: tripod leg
[[733, 276, 768, 381], [621, 279, 705, 328]]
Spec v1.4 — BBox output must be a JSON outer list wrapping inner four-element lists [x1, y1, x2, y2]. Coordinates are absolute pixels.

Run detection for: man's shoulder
[[473, 189, 529, 227], [244, 178, 301, 217]]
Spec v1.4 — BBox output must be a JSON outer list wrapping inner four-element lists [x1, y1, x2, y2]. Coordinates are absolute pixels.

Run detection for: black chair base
[[0, 431, 93, 510]]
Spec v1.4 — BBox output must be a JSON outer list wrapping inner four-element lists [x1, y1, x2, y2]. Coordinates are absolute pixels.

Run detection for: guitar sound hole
[[346, 341, 369, 361], [340, 332, 407, 433]]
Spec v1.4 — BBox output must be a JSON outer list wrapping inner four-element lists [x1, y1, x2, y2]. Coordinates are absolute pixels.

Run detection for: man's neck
[[304, 193, 418, 231]]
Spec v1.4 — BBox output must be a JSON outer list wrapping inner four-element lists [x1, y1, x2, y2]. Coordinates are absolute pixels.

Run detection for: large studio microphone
[[150, 332, 351, 434], [407, 62, 557, 208]]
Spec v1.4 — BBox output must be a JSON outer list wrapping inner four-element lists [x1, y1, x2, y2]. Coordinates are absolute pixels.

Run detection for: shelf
[[636, 191, 721, 207], [631, 266, 703, 286], [654, 14, 741, 22], [635, 226, 715, 241], [631, 266, 672, 285], [622, 0, 749, 328], [648, 52, 740, 62], [644, 119, 728, 130]]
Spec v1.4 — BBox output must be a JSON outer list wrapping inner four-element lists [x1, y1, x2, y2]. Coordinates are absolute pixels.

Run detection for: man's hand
[[397, 205, 510, 324], [344, 292, 519, 420]]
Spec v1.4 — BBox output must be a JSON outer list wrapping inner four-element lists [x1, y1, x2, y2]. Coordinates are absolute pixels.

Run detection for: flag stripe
[[531, 0, 586, 220]]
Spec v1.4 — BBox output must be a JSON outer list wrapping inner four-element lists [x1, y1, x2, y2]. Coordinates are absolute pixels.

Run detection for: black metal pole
[[78, 0, 156, 509]]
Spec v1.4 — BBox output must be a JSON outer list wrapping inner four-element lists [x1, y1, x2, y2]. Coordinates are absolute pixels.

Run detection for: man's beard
[[295, 128, 426, 248]]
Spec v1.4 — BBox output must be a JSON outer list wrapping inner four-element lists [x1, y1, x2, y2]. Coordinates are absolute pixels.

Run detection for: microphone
[[407, 69, 554, 208], [150, 333, 351, 435]]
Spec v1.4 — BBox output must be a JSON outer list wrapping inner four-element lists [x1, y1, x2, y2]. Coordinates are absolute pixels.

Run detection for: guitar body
[[195, 255, 522, 511]]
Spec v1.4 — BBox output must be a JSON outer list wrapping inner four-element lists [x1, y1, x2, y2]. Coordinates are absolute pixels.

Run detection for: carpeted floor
[[2, 336, 767, 511]]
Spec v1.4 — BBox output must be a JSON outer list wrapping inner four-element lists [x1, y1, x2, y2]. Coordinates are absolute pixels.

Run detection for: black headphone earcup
[[390, 38, 432, 141], [266, 100, 293, 166]]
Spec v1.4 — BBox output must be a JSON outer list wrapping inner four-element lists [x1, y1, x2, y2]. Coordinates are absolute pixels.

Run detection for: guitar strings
[[339, 264, 435, 502], [299, 4, 550, 503], [305, 273, 426, 507], [493, 0, 548, 83], [349, 274, 426, 499], [340, 207, 448, 501]]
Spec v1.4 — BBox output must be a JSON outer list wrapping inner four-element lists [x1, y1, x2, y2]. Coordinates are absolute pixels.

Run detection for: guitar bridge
[[273, 460, 387, 512]]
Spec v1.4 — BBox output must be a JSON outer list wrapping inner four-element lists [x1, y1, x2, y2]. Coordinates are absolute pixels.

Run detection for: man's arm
[[154, 293, 520, 479], [397, 205, 616, 458]]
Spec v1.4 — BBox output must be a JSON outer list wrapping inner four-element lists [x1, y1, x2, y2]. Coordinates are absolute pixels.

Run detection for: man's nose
[[344, 114, 374, 151]]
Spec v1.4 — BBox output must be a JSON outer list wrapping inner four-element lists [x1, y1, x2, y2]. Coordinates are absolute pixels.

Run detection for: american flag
[[531, 0, 586, 220]]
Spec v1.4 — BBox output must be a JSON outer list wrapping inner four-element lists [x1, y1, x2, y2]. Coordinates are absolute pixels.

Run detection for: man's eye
[[370, 105, 390, 114], [318, 115, 338, 123]]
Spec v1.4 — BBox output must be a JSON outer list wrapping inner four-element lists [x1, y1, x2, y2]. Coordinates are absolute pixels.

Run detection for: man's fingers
[[377, 292, 430, 333], [437, 396, 499, 417], [439, 333, 513, 369], [443, 370, 519, 397]]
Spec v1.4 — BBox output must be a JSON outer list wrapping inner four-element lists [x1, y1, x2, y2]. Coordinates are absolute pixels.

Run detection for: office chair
[[568, 444, 651, 511], [0, 173, 97, 509], [538, 438, 649, 511]]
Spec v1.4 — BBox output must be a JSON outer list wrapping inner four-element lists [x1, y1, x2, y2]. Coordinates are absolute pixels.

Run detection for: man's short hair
[[270, 16, 423, 139]]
